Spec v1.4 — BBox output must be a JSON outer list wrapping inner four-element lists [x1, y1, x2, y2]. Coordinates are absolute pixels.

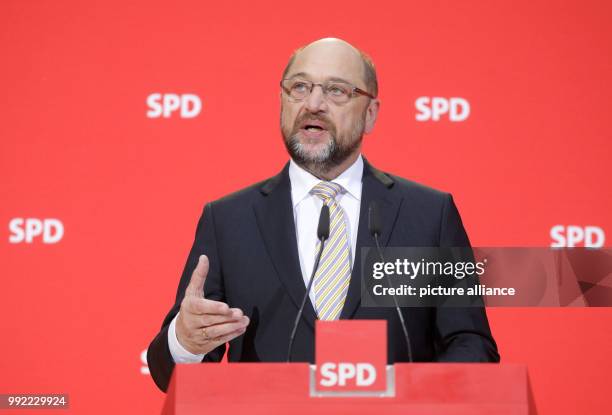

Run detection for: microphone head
[[368, 200, 382, 237], [317, 204, 330, 240]]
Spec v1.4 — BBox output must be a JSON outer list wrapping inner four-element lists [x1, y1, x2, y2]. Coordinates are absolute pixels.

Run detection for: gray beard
[[282, 118, 364, 178]]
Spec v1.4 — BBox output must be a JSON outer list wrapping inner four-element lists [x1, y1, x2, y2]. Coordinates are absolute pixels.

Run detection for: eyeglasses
[[280, 78, 376, 104]]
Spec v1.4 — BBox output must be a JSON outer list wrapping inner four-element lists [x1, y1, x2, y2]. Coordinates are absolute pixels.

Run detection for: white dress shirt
[[289, 155, 363, 307], [167, 155, 364, 363]]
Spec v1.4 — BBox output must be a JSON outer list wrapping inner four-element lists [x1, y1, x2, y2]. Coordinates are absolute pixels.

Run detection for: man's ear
[[364, 99, 380, 134]]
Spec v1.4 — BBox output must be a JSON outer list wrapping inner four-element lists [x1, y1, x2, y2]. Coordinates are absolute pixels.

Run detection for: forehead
[[286, 42, 365, 87]]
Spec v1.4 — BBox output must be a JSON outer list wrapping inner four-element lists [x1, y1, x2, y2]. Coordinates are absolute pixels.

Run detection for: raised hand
[[175, 255, 249, 355]]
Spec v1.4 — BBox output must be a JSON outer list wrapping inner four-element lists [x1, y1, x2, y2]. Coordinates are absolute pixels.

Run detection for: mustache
[[293, 114, 335, 132]]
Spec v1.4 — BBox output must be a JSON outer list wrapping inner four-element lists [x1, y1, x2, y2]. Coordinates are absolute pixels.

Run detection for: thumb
[[185, 255, 209, 298]]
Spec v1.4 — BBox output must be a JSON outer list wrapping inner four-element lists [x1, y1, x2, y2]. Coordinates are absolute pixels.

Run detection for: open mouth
[[303, 124, 325, 132]]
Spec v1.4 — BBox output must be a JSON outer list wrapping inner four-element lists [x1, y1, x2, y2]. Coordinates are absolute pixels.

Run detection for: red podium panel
[[161, 321, 534, 414], [162, 363, 533, 415]]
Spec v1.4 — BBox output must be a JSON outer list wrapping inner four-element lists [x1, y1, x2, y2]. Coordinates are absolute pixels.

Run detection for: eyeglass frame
[[280, 78, 376, 103]]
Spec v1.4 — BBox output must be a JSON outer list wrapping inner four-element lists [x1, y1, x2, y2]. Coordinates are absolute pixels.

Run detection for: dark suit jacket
[[147, 160, 499, 392]]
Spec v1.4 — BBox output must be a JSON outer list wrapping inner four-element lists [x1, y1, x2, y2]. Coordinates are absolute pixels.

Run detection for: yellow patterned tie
[[311, 181, 351, 320]]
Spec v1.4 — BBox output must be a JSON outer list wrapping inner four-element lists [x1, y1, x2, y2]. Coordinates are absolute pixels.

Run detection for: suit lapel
[[253, 164, 318, 329], [340, 159, 403, 319]]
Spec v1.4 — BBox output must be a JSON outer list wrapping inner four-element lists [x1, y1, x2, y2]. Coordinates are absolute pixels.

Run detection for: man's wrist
[[168, 313, 205, 363]]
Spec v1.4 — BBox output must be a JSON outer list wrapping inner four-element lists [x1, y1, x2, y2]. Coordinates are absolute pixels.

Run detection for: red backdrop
[[1, 0, 611, 413]]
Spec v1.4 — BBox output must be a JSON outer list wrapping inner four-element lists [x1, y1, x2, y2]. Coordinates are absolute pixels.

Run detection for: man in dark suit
[[147, 38, 499, 392]]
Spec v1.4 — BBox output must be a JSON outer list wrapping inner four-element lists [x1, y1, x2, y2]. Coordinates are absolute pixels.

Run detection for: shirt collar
[[289, 155, 364, 207]]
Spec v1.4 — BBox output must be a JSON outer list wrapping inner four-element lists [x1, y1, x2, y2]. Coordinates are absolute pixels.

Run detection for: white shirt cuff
[[168, 313, 205, 363]]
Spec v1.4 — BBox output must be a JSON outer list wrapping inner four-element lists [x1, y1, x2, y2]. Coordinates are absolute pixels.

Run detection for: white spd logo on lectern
[[319, 362, 377, 387]]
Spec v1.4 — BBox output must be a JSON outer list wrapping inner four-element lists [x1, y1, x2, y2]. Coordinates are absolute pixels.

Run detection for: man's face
[[280, 41, 378, 175]]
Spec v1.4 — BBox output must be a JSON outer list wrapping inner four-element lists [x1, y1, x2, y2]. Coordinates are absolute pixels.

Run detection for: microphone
[[317, 204, 331, 241], [287, 204, 330, 362], [368, 201, 414, 362]]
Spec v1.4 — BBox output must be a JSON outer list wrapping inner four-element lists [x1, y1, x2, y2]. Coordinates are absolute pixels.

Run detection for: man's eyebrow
[[287, 72, 309, 79], [286, 72, 355, 85], [326, 76, 353, 84]]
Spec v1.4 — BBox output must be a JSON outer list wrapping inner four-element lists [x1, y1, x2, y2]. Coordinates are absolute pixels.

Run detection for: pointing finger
[[185, 255, 209, 298]]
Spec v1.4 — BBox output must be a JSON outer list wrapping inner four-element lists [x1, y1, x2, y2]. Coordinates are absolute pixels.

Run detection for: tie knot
[[311, 181, 344, 202]]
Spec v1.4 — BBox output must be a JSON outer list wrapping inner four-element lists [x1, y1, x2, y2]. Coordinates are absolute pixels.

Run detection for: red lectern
[[161, 321, 535, 415]]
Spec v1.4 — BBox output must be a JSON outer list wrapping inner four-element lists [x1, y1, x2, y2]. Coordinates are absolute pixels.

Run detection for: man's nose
[[304, 84, 328, 113]]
